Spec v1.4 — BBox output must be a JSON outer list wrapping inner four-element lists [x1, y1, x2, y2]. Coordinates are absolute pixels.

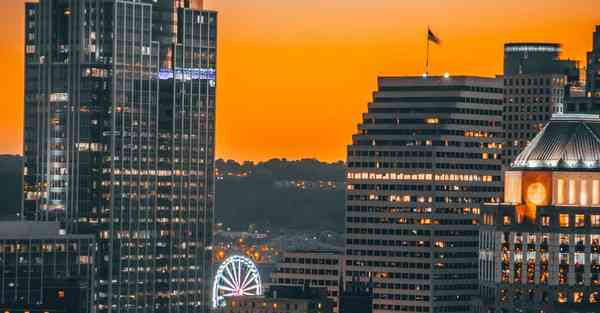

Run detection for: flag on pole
[[428, 28, 441, 45]]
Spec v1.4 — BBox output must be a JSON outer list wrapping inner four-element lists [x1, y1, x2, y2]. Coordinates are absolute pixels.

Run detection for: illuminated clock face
[[527, 182, 546, 205]]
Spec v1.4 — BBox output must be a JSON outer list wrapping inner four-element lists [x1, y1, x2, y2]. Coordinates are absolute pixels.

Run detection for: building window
[[541, 215, 550, 226], [569, 179, 576, 204], [576, 214, 585, 228], [591, 292, 599, 303], [503, 216, 511, 225], [574, 291, 584, 303], [559, 214, 570, 228], [592, 215, 600, 227], [558, 292, 567, 303], [557, 179, 565, 204]]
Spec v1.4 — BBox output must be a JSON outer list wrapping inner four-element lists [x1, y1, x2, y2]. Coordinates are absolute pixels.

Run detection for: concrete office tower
[[22, 1, 217, 312], [345, 76, 503, 313], [0, 221, 95, 313], [480, 114, 600, 313], [586, 25, 600, 97], [502, 43, 579, 167], [269, 250, 343, 312]]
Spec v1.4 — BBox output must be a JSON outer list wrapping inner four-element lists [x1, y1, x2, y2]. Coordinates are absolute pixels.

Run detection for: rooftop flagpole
[[426, 27, 441, 77], [426, 26, 430, 77]]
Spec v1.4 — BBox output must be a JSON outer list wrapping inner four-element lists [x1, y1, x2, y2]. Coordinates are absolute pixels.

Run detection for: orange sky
[[1, 0, 599, 162]]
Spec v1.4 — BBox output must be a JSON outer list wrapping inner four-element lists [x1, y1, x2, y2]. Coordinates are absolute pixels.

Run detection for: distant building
[[0, 221, 95, 313], [0, 155, 23, 219], [338, 276, 373, 313], [480, 114, 600, 313], [565, 96, 600, 114], [502, 43, 580, 166], [269, 250, 342, 311], [217, 285, 333, 313], [586, 25, 600, 97], [346, 76, 503, 313], [504, 43, 579, 80]]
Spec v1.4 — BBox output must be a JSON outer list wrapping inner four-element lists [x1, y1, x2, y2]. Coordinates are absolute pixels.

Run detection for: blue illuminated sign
[[157, 68, 216, 81]]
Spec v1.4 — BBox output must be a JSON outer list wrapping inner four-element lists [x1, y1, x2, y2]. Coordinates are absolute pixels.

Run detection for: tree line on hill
[[215, 158, 345, 232]]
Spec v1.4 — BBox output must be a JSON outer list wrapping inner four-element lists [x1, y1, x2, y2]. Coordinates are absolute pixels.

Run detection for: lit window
[[591, 292, 599, 303], [557, 292, 567, 303], [569, 179, 576, 204], [541, 215, 550, 227], [425, 117, 439, 124], [592, 215, 600, 227], [559, 214, 570, 228], [503, 216, 511, 225], [575, 214, 585, 228], [574, 291, 584, 303]]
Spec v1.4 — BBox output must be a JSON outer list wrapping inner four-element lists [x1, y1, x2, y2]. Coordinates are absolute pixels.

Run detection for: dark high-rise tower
[[23, 1, 217, 312], [586, 25, 600, 97], [502, 43, 579, 167]]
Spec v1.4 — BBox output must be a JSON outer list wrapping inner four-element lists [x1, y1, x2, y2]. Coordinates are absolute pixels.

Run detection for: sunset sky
[[0, 0, 599, 162]]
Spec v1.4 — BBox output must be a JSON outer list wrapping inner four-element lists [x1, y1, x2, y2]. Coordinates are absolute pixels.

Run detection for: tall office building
[[586, 25, 600, 97], [23, 1, 217, 312], [345, 76, 503, 313], [502, 43, 579, 167], [480, 114, 600, 313]]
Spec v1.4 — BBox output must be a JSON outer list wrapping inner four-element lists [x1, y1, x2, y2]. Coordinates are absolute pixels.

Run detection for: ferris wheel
[[212, 255, 263, 308]]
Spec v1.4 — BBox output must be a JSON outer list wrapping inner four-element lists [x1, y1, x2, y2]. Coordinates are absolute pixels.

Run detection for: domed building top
[[512, 114, 600, 170]]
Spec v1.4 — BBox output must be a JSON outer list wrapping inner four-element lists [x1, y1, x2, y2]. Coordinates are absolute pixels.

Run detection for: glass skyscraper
[[23, 1, 216, 312]]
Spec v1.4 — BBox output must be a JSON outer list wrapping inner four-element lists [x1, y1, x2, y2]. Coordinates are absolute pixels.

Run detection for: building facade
[[502, 43, 579, 167], [565, 97, 600, 114], [480, 114, 600, 313], [269, 250, 342, 312], [0, 222, 95, 313], [217, 286, 334, 313], [345, 76, 504, 313], [23, 1, 216, 312], [586, 26, 600, 98], [339, 276, 373, 313]]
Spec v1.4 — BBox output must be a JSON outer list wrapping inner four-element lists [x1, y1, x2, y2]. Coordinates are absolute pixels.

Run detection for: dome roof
[[512, 114, 600, 170]]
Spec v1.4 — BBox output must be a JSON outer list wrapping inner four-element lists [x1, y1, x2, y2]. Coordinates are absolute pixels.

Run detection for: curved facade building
[[480, 114, 600, 313]]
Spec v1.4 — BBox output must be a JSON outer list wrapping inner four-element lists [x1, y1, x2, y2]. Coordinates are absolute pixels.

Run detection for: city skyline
[[2, 2, 600, 312], [1, 1, 600, 163]]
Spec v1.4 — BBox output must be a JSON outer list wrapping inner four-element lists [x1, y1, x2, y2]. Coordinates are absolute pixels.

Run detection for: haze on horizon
[[0, 0, 598, 162]]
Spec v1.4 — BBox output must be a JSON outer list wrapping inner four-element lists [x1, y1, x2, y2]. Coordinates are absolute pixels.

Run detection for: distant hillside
[[0, 156, 346, 230], [215, 159, 345, 231]]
